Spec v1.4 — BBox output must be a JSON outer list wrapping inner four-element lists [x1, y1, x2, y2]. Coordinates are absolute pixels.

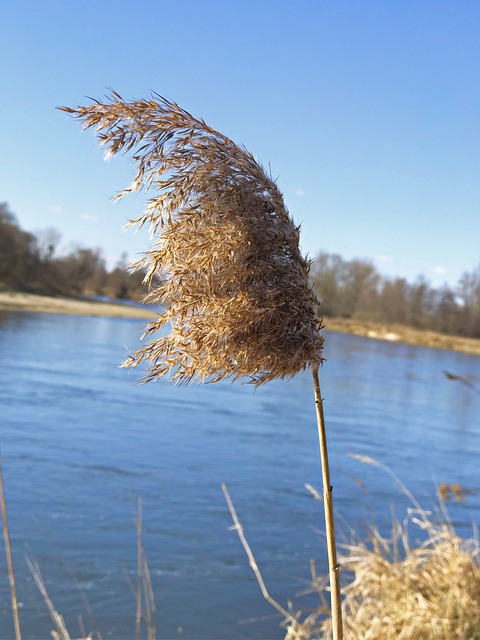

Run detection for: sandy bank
[[325, 317, 480, 356], [0, 291, 157, 319]]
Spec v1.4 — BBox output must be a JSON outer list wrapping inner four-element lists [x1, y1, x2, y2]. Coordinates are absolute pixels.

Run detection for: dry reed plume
[[60, 91, 323, 386], [60, 91, 342, 638]]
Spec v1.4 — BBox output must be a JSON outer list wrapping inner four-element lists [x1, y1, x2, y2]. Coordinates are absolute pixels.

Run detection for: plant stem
[[0, 461, 22, 640], [312, 365, 343, 640], [136, 497, 142, 640]]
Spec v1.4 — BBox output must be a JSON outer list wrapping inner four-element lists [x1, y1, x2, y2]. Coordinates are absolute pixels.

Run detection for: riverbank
[[1, 291, 479, 355], [0, 291, 156, 319], [325, 317, 480, 356]]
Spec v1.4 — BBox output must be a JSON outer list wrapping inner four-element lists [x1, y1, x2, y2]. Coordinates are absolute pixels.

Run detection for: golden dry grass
[[60, 92, 323, 385], [313, 518, 480, 640], [284, 459, 480, 640], [223, 455, 480, 640]]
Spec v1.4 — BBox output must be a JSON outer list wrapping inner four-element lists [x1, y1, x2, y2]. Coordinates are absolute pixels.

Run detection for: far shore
[[325, 317, 480, 356], [0, 291, 157, 319], [1, 291, 479, 356]]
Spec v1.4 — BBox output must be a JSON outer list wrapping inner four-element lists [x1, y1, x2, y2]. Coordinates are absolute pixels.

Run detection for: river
[[0, 310, 479, 639]]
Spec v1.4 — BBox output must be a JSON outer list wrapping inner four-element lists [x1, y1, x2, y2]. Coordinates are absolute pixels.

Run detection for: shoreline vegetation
[[1, 290, 480, 356]]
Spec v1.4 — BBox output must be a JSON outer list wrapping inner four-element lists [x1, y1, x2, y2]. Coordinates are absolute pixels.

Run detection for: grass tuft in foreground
[[311, 512, 480, 640], [287, 457, 480, 640], [224, 455, 480, 639]]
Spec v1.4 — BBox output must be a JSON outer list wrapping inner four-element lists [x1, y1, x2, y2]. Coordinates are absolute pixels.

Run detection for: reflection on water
[[0, 311, 479, 638]]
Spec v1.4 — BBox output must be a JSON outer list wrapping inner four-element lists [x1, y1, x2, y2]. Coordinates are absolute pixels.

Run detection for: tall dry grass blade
[[312, 366, 342, 640], [135, 497, 156, 640], [26, 556, 70, 639], [26, 556, 94, 640], [221, 483, 307, 638], [0, 460, 22, 640], [136, 498, 142, 640], [141, 548, 156, 640], [348, 452, 429, 527]]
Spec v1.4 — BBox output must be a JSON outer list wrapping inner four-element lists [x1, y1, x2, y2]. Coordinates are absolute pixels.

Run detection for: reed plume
[[60, 91, 323, 385], [60, 91, 342, 637]]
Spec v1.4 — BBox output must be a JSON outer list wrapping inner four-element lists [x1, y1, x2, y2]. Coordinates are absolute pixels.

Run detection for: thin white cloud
[[431, 266, 448, 276], [376, 255, 394, 264], [80, 212, 99, 223], [48, 204, 64, 214], [295, 188, 305, 197]]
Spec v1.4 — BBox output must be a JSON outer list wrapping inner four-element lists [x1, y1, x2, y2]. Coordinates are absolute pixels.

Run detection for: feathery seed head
[[60, 91, 324, 385]]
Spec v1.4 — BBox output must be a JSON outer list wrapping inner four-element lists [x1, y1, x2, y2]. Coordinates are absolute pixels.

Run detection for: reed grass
[[26, 556, 93, 640], [2, 449, 479, 638], [222, 483, 308, 637], [0, 458, 156, 639], [135, 497, 156, 640], [59, 92, 324, 386], [49, 95, 480, 639], [302, 457, 480, 640], [0, 460, 22, 640], [282, 516, 480, 640], [224, 457, 480, 639], [60, 91, 343, 637], [314, 511, 480, 640]]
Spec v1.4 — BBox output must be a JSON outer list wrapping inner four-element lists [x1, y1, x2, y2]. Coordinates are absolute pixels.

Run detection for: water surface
[[0, 311, 479, 638]]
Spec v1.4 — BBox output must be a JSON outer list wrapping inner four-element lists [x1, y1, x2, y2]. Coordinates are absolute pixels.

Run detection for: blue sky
[[1, 0, 479, 287]]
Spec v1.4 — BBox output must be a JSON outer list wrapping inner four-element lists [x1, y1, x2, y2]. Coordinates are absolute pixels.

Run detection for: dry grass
[[0, 460, 21, 640], [311, 515, 480, 640], [295, 458, 480, 640], [4, 453, 480, 638], [1, 458, 154, 640], [26, 557, 93, 640], [223, 455, 480, 640], [59, 92, 323, 385]]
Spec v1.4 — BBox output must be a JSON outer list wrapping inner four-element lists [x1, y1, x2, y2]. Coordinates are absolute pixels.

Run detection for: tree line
[[1, 201, 479, 338], [311, 252, 480, 338], [0, 201, 147, 300]]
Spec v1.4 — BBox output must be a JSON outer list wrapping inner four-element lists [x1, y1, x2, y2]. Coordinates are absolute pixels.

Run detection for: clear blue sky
[[1, 0, 479, 287]]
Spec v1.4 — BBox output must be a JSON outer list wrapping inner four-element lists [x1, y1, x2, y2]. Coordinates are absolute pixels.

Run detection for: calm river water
[[0, 310, 479, 639]]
